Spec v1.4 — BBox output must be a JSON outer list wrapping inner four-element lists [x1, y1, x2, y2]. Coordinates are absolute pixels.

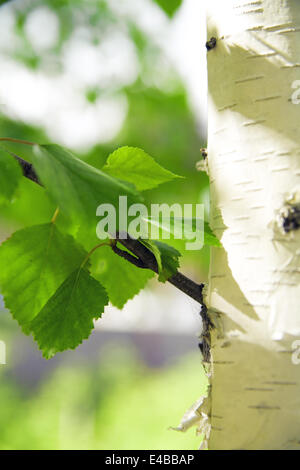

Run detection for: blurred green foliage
[[0, 0, 209, 450], [153, 0, 183, 18], [0, 345, 207, 450]]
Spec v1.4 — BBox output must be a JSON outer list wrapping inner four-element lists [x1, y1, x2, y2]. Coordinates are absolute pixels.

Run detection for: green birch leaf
[[31, 144, 142, 230], [0, 149, 22, 203], [0, 223, 87, 329], [142, 215, 221, 247], [140, 239, 162, 273], [30, 268, 109, 359], [155, 241, 181, 282], [103, 146, 182, 191], [90, 246, 154, 309], [140, 239, 181, 282]]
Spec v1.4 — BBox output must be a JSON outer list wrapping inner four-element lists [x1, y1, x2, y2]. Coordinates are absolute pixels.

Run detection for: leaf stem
[[80, 242, 112, 270], [0, 137, 36, 146], [51, 208, 60, 224]]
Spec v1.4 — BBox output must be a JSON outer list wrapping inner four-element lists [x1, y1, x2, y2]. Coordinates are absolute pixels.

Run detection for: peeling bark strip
[[205, 0, 300, 450]]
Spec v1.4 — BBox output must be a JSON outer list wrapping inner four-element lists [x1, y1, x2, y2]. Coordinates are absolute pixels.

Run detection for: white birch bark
[[205, 0, 300, 450]]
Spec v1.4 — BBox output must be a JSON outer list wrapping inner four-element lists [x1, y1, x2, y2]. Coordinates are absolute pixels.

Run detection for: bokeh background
[[0, 0, 209, 450]]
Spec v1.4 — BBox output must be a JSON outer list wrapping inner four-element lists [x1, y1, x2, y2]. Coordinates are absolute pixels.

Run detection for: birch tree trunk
[[205, 0, 300, 450]]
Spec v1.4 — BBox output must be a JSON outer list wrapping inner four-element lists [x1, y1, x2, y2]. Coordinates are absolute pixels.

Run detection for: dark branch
[[114, 232, 206, 307], [111, 242, 146, 268]]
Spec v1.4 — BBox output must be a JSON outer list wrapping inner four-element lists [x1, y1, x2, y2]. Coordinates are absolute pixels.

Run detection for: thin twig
[[0, 137, 36, 146], [114, 232, 205, 305]]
